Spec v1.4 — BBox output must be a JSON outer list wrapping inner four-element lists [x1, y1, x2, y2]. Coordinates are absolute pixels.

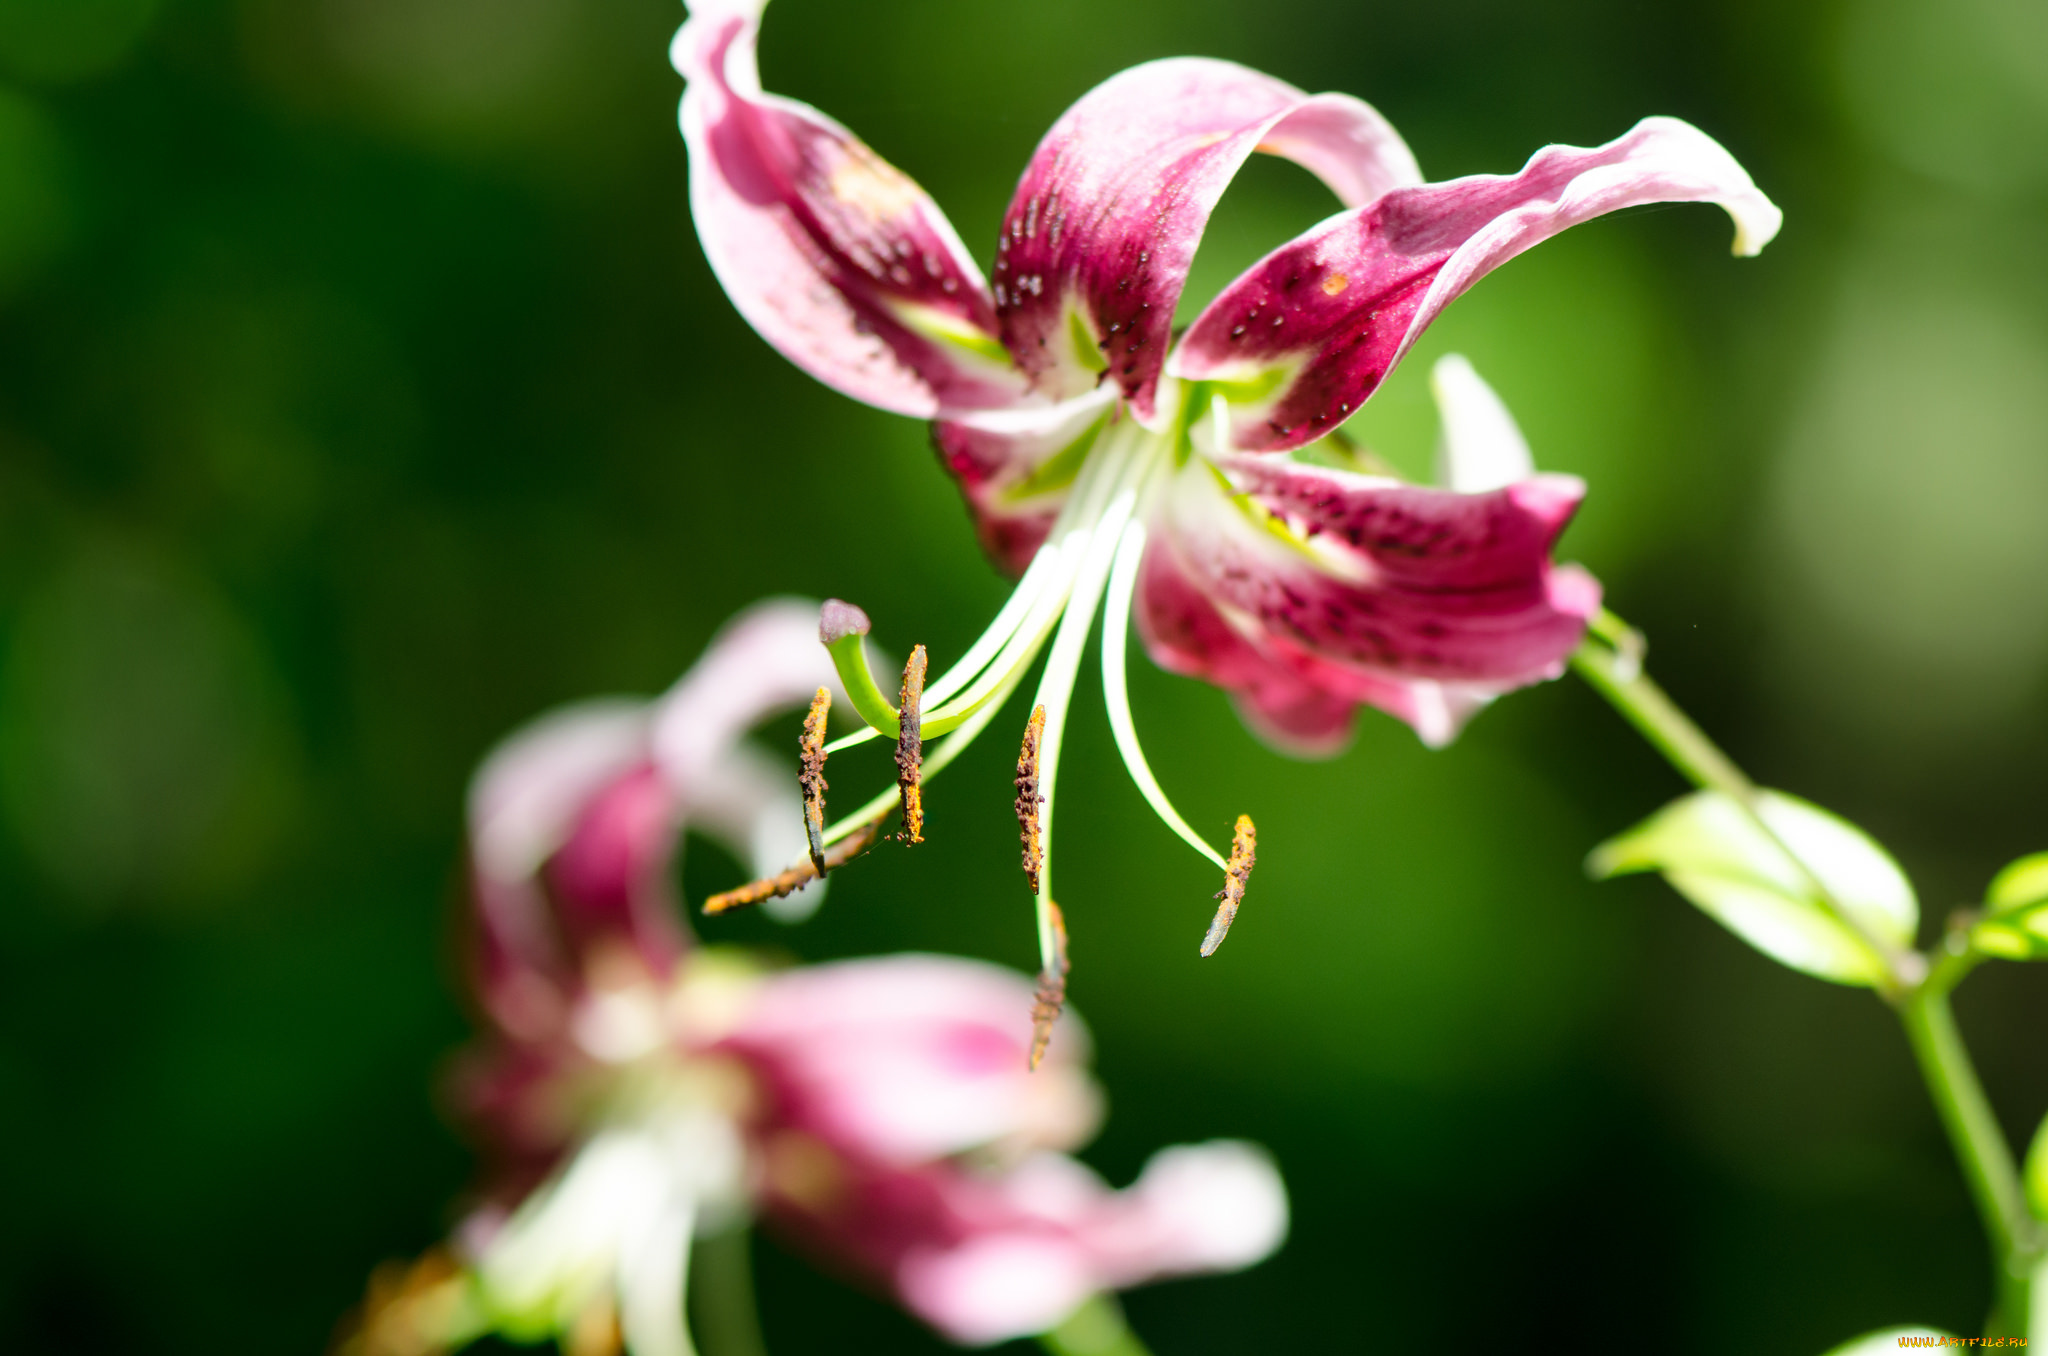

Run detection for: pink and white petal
[[650, 596, 844, 796], [1430, 354, 1533, 492], [1079, 1141, 1289, 1286], [674, 1, 1024, 417], [994, 59, 1420, 420], [1173, 116, 1783, 451], [470, 699, 654, 888], [932, 388, 1116, 575], [1140, 460, 1598, 745], [730, 954, 1103, 1164], [898, 1232, 1097, 1347], [541, 762, 687, 978], [466, 699, 657, 1027], [1134, 539, 1367, 756], [1193, 456, 1600, 680]]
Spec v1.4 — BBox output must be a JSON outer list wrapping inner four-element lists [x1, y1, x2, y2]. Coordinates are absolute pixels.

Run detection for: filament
[[1026, 426, 1150, 972], [1100, 519, 1230, 874]]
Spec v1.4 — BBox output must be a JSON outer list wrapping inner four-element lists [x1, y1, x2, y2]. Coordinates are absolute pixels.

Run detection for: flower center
[[706, 384, 1261, 1057]]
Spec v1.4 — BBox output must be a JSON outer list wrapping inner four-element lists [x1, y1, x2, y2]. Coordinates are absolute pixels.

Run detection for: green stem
[[1039, 1296, 1157, 1356], [689, 1227, 770, 1356], [1570, 621, 1915, 994], [1575, 609, 2039, 1333], [1900, 989, 2036, 1333]]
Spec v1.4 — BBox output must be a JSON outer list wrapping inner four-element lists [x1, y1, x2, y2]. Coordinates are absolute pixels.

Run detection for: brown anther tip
[[894, 644, 927, 844], [799, 687, 831, 876], [1028, 899, 1070, 1071], [704, 818, 883, 915], [1014, 705, 1046, 893], [1200, 814, 1257, 957], [818, 598, 871, 646]]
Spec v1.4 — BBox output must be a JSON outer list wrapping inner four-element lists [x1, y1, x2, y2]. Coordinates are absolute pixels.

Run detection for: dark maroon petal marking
[[1173, 117, 1782, 451], [994, 59, 1419, 420], [1136, 458, 1600, 747], [1134, 538, 1397, 755], [676, 2, 1025, 416]]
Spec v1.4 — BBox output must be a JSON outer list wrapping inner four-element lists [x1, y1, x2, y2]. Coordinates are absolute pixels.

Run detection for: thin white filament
[[1100, 519, 1229, 874], [821, 418, 1121, 754], [1027, 438, 1149, 970]]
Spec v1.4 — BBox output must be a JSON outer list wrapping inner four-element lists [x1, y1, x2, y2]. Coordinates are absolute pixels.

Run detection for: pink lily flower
[[670, 0, 1780, 972], [342, 601, 1287, 1356]]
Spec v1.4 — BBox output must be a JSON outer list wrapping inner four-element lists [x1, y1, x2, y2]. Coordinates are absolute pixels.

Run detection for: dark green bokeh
[[2, 0, 2045, 1351]]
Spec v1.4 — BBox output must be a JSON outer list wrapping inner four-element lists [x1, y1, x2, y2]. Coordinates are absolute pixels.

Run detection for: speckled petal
[[674, 1, 1025, 416], [993, 58, 1419, 421], [1173, 116, 1781, 451], [1138, 457, 1600, 747]]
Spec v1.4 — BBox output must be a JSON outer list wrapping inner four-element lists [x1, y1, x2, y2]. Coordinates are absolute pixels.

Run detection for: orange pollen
[[1200, 814, 1257, 957]]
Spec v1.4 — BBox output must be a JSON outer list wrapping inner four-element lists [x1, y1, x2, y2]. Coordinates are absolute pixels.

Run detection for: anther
[[703, 819, 884, 915], [1028, 899, 1070, 1071], [1015, 704, 1046, 892], [895, 645, 927, 843], [1199, 814, 1257, 956], [799, 687, 831, 876]]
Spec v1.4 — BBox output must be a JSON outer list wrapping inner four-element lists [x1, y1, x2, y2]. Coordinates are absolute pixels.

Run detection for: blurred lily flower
[[338, 600, 1287, 1355], [671, 0, 1780, 977]]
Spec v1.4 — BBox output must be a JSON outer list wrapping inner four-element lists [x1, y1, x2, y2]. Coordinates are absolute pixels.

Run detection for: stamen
[[703, 818, 884, 915], [1100, 519, 1230, 874], [895, 645, 927, 843], [818, 599, 902, 737], [1200, 815, 1258, 956], [1028, 899, 1069, 1071], [817, 662, 1029, 851], [1015, 705, 1046, 892], [1027, 428, 1147, 974], [800, 686, 831, 876]]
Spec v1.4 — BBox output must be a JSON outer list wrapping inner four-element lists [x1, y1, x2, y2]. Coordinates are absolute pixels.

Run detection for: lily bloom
[[671, 0, 1781, 976], [336, 600, 1287, 1356]]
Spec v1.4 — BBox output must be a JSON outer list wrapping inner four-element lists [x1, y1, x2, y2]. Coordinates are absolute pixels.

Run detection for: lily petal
[[931, 388, 1117, 576], [1139, 458, 1599, 747], [995, 58, 1420, 421], [1431, 353, 1533, 493], [542, 762, 687, 974], [674, 0, 1024, 416], [650, 596, 845, 794], [467, 700, 663, 1038], [1133, 536, 1471, 753], [730, 954, 1103, 1165], [1173, 116, 1782, 451]]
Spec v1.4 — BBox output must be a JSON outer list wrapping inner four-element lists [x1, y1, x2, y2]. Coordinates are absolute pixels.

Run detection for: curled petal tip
[[818, 599, 872, 646]]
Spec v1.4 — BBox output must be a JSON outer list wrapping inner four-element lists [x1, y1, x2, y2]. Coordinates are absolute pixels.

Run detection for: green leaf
[[1968, 851, 2048, 959], [1816, 1329, 1955, 1355], [1989, 852, 2048, 912], [1589, 790, 1917, 986]]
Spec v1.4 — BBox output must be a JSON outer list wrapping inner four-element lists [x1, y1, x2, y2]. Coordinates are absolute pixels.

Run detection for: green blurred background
[[3, 0, 2047, 1350]]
